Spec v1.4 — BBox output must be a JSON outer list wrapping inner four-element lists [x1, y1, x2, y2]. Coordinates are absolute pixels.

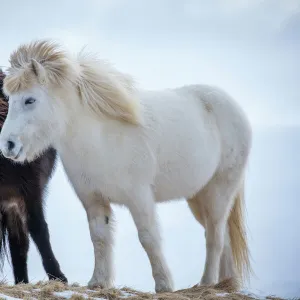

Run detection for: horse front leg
[[4, 201, 29, 284], [83, 195, 114, 289], [26, 194, 67, 283], [127, 186, 174, 293]]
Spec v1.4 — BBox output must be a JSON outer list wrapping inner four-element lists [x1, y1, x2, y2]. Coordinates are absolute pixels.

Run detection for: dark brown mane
[[0, 70, 8, 129]]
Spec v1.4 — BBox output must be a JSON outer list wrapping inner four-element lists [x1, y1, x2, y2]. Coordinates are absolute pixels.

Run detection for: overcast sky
[[1, 0, 300, 298]]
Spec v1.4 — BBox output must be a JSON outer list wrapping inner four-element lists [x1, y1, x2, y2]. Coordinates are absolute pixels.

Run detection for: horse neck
[[55, 103, 102, 149], [53, 86, 85, 138]]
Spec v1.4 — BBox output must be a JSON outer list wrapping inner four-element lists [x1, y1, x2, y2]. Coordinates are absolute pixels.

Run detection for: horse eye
[[25, 97, 36, 105]]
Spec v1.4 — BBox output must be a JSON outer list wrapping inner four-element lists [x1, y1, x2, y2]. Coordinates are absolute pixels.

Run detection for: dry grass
[[0, 278, 289, 300]]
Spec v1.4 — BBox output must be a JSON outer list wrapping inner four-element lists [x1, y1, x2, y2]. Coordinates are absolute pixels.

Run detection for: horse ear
[[31, 59, 47, 85]]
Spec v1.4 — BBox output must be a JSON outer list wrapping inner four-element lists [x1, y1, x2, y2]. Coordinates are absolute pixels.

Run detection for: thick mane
[[4, 40, 76, 94], [0, 70, 8, 129], [4, 39, 142, 125], [77, 52, 141, 124]]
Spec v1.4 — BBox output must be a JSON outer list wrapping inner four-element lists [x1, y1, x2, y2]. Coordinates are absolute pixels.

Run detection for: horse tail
[[0, 212, 9, 270], [228, 179, 252, 284]]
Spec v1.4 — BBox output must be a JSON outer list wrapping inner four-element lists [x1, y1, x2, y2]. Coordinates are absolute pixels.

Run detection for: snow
[[237, 289, 269, 300], [53, 290, 89, 299], [120, 291, 136, 298], [53, 290, 106, 299], [215, 293, 229, 297]]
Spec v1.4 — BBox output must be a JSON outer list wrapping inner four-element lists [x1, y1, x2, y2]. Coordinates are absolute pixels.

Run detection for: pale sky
[[0, 0, 300, 298]]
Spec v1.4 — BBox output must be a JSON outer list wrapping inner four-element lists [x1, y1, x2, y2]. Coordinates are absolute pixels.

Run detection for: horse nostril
[[7, 140, 15, 151]]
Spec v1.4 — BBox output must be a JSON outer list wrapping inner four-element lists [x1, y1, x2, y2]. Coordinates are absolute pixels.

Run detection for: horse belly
[[153, 126, 221, 202]]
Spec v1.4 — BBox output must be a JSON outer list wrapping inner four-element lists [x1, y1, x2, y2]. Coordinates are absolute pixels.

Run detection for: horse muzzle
[[0, 137, 24, 161]]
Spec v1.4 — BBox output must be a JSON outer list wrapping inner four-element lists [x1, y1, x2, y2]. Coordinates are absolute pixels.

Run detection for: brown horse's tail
[[0, 212, 10, 270], [228, 179, 252, 286]]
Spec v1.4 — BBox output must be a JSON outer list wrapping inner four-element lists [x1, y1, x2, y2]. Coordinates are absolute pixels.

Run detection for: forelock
[[4, 40, 71, 95]]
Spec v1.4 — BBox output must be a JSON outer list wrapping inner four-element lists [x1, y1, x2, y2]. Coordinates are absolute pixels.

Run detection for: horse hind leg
[[187, 187, 227, 286], [189, 196, 238, 283], [187, 173, 245, 287], [219, 226, 236, 281], [188, 194, 236, 282]]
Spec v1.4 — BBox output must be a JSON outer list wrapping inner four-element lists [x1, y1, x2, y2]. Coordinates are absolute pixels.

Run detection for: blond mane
[[4, 40, 141, 125]]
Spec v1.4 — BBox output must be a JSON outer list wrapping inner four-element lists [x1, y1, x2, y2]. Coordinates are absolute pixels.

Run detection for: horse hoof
[[193, 282, 207, 288], [155, 280, 174, 293], [199, 278, 217, 287], [59, 274, 68, 283], [88, 277, 113, 289], [49, 273, 68, 283]]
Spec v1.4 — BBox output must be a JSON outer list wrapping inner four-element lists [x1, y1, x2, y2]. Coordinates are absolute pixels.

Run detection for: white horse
[[0, 40, 252, 292]]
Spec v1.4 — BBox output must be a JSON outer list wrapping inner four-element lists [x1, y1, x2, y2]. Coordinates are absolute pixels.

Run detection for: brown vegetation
[[0, 278, 286, 300]]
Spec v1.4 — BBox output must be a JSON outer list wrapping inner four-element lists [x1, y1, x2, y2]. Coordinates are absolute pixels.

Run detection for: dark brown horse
[[0, 70, 67, 284]]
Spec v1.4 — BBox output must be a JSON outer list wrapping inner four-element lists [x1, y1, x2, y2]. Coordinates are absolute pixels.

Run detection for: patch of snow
[[53, 290, 89, 299], [120, 291, 136, 298], [53, 290, 106, 300], [215, 292, 229, 297], [237, 290, 267, 300]]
